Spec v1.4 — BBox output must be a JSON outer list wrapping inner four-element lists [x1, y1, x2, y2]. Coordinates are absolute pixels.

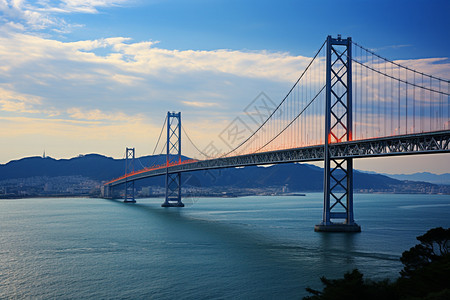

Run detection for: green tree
[[304, 227, 450, 300], [397, 227, 450, 299], [303, 269, 396, 300], [400, 227, 449, 278]]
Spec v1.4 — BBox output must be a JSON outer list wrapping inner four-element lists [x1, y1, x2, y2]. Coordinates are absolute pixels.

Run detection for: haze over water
[[1, 193, 449, 299]]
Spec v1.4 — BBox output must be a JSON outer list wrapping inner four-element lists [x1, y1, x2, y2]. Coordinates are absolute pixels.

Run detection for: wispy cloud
[[67, 107, 143, 122], [0, 29, 315, 162], [0, 29, 449, 163], [394, 57, 450, 78], [0, 30, 312, 117], [181, 100, 219, 108], [0, 0, 130, 32], [370, 44, 412, 52], [0, 31, 311, 81], [0, 85, 60, 115]]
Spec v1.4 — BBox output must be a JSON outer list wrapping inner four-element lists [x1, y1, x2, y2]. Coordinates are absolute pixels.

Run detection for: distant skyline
[[0, 0, 449, 174]]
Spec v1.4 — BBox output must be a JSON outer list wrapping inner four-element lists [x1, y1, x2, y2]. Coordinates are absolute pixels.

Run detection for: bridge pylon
[[162, 111, 184, 207], [124, 147, 136, 203], [315, 35, 361, 232]]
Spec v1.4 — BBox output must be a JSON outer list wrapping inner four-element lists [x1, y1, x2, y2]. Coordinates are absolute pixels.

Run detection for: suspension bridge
[[102, 35, 450, 232]]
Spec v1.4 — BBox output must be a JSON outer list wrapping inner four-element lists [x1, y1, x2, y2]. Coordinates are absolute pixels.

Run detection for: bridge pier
[[162, 111, 184, 207], [162, 172, 184, 207], [101, 185, 112, 198], [316, 35, 360, 232]]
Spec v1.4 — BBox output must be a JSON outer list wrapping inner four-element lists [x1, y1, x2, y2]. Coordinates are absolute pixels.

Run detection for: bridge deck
[[106, 130, 450, 187]]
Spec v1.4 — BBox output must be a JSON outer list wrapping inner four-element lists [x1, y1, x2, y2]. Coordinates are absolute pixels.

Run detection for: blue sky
[[0, 0, 449, 174], [59, 0, 449, 57]]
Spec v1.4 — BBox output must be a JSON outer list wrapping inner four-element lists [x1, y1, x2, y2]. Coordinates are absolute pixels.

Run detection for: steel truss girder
[[106, 131, 450, 187], [329, 131, 450, 158]]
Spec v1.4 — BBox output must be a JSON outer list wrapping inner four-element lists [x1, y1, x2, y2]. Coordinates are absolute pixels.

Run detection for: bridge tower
[[162, 111, 184, 207], [315, 35, 361, 232], [124, 147, 136, 203]]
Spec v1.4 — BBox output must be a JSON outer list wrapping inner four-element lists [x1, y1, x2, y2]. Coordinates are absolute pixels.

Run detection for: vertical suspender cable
[[384, 58, 387, 137], [430, 77, 432, 131], [398, 65, 401, 134], [413, 71, 416, 133], [372, 52, 375, 138], [294, 84, 297, 146], [390, 59, 393, 136], [365, 49, 368, 138], [377, 56, 380, 136], [406, 68, 408, 134], [360, 45, 363, 139], [439, 80, 442, 130], [308, 59, 311, 145], [421, 74, 424, 132], [354, 45, 357, 139]]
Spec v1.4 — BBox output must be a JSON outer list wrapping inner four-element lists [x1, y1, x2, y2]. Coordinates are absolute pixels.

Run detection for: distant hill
[[1, 154, 442, 194], [0, 154, 122, 181], [173, 163, 404, 191], [381, 172, 450, 185], [0, 154, 184, 182]]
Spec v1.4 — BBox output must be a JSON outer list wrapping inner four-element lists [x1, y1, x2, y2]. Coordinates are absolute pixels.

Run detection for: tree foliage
[[304, 269, 396, 300], [400, 227, 449, 278], [304, 227, 450, 300]]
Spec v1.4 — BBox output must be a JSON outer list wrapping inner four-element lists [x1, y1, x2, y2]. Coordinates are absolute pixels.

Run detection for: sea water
[[1, 193, 449, 299]]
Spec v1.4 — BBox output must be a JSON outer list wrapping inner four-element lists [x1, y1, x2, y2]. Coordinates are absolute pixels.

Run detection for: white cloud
[[3, 32, 310, 81], [370, 44, 412, 52], [0, 0, 131, 32], [181, 100, 219, 108], [57, 0, 130, 14], [0, 30, 312, 116], [0, 29, 448, 164], [0, 31, 313, 161], [1, 31, 449, 120], [394, 57, 450, 80], [67, 107, 143, 121], [0, 85, 44, 113]]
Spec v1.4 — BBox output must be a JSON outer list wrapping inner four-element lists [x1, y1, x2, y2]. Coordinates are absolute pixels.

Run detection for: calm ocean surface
[[1, 193, 449, 299]]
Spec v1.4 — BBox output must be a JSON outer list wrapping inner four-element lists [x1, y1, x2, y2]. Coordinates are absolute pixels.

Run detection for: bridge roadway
[[106, 130, 450, 187]]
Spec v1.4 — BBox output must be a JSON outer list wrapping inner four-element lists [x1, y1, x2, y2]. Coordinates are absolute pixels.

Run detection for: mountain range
[[1, 154, 448, 196]]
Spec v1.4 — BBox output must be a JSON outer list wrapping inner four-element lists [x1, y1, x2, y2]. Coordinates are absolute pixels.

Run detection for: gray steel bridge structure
[[106, 131, 450, 185], [103, 35, 450, 232]]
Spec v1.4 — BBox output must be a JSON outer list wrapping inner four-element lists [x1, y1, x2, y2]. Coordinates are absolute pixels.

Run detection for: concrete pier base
[[314, 222, 361, 232]]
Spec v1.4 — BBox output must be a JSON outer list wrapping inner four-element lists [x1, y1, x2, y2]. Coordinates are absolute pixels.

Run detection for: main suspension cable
[[182, 125, 211, 158], [152, 115, 167, 155], [352, 41, 450, 83], [255, 84, 326, 153], [221, 39, 327, 157], [336, 45, 450, 96]]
